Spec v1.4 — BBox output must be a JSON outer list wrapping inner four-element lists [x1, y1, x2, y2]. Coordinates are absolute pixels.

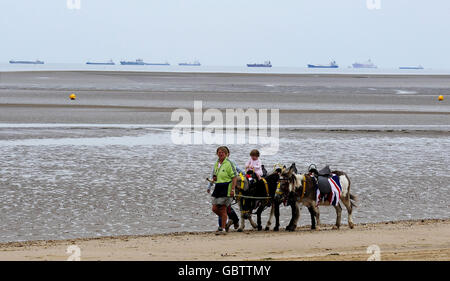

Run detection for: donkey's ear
[[287, 165, 294, 176]]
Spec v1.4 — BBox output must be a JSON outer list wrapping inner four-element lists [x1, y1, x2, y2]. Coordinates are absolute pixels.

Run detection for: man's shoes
[[225, 220, 233, 232], [215, 229, 227, 235]]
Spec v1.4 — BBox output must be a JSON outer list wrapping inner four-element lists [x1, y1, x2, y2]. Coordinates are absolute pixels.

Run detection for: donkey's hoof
[[264, 226, 270, 231], [237, 228, 243, 232], [349, 223, 354, 229], [285, 225, 295, 232], [273, 226, 279, 232], [332, 225, 340, 230], [257, 226, 263, 231]]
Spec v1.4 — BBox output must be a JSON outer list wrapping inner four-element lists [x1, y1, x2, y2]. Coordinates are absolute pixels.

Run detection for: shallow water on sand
[[0, 126, 448, 242]]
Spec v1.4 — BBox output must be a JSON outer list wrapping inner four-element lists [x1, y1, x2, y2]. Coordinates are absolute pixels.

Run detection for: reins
[[235, 194, 272, 200]]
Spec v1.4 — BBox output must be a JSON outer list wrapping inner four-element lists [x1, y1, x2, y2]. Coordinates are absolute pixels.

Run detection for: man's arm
[[230, 176, 238, 197], [207, 166, 215, 193]]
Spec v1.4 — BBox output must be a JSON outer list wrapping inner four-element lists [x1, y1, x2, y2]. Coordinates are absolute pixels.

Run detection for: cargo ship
[[9, 59, 44, 65], [178, 61, 201, 66], [86, 59, 115, 65], [308, 61, 338, 68], [120, 59, 147, 65], [399, 65, 424, 70], [352, 59, 377, 68], [247, 61, 272, 67], [120, 59, 170, 66]]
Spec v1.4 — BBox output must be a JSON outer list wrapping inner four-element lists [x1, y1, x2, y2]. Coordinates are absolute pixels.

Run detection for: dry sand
[[0, 219, 448, 261]]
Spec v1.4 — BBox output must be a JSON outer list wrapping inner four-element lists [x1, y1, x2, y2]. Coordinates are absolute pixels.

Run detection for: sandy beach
[[0, 219, 448, 261], [2, 0, 450, 265], [0, 71, 449, 260]]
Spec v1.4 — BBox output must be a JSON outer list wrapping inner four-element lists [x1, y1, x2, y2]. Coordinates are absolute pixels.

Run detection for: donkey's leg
[[274, 202, 281, 231], [291, 202, 301, 229], [341, 197, 354, 229], [307, 205, 317, 230], [315, 205, 321, 230], [238, 211, 246, 232], [285, 201, 295, 231], [237, 201, 246, 232], [256, 205, 265, 231], [286, 202, 300, 231], [332, 203, 342, 230], [248, 215, 258, 229], [265, 205, 275, 231]]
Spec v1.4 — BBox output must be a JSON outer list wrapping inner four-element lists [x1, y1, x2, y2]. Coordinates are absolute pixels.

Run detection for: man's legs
[[212, 204, 227, 230]]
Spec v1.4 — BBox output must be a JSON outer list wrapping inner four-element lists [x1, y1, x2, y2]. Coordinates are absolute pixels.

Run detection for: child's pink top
[[246, 158, 263, 177]]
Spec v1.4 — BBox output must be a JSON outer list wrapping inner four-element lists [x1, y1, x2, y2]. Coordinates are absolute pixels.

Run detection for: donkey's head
[[276, 164, 298, 201]]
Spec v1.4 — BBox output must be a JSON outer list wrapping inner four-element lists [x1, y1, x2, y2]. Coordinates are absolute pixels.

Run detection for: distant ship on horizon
[[86, 59, 115, 65], [178, 61, 201, 66], [399, 65, 424, 70], [120, 59, 151, 65], [9, 59, 44, 65], [352, 59, 377, 69], [247, 61, 272, 68], [308, 61, 338, 68]]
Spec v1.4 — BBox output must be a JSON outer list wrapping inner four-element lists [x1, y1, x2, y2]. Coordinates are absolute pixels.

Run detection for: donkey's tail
[[342, 171, 357, 208], [350, 193, 357, 208]]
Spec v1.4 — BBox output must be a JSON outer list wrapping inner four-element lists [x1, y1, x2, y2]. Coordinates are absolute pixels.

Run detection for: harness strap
[[300, 174, 306, 200], [239, 173, 245, 190], [275, 182, 283, 195], [262, 178, 269, 197]]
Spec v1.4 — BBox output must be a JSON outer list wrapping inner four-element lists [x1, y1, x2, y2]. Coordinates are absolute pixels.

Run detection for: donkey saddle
[[313, 165, 333, 194]]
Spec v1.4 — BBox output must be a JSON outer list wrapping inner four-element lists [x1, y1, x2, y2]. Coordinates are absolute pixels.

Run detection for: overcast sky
[[1, 0, 449, 68]]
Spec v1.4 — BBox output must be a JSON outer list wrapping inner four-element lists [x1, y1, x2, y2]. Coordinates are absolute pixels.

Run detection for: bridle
[[278, 172, 308, 202], [277, 174, 292, 205]]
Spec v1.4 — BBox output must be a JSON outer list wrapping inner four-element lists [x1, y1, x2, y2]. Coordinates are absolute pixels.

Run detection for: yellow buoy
[[69, 93, 76, 100], [438, 95, 444, 101]]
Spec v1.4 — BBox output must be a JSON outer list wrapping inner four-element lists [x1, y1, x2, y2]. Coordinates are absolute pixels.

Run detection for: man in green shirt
[[211, 146, 238, 234]]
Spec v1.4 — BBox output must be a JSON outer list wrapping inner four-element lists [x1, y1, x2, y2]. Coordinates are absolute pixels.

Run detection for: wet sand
[[0, 71, 449, 254], [0, 219, 448, 261], [0, 70, 449, 126]]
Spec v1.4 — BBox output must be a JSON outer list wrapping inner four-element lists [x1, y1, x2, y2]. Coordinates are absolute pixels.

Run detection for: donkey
[[264, 163, 299, 231], [279, 165, 357, 231], [235, 169, 282, 232]]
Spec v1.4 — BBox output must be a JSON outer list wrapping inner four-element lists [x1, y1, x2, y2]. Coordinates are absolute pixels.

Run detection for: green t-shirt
[[213, 158, 238, 197]]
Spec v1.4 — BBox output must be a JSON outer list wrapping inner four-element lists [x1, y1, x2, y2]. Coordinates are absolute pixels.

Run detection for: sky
[[0, 0, 449, 68]]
